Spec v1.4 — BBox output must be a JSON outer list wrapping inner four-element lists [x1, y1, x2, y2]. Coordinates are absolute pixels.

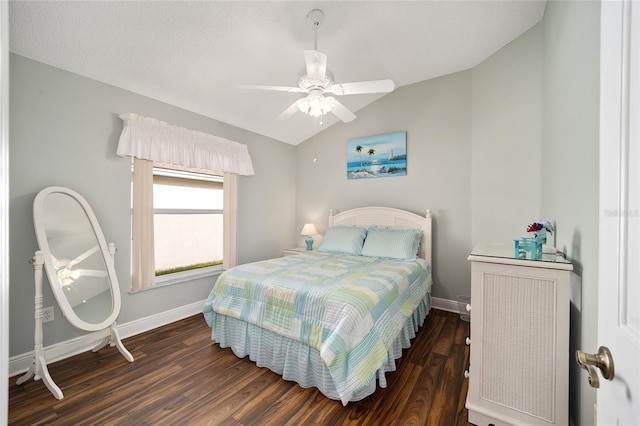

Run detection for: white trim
[[430, 296, 462, 313], [153, 265, 222, 287], [117, 299, 205, 340], [9, 299, 206, 377], [1, 0, 9, 420]]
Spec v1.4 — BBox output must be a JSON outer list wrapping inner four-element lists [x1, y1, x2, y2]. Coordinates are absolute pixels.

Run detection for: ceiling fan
[[239, 9, 395, 123], [51, 245, 107, 288]]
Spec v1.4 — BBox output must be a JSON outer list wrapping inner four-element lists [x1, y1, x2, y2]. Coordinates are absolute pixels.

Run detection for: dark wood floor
[[8, 308, 471, 426]]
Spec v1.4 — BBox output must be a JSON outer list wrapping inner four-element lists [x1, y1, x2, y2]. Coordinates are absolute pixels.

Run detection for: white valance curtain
[[118, 113, 246, 292], [117, 113, 255, 175]]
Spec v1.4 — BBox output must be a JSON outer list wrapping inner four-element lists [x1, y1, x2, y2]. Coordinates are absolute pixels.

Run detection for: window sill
[[156, 265, 222, 286], [131, 265, 222, 293]]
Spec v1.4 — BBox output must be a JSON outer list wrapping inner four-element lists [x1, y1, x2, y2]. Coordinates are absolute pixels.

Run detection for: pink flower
[[527, 221, 554, 234], [527, 223, 543, 232]]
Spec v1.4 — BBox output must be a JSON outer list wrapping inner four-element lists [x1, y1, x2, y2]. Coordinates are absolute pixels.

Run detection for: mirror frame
[[33, 186, 122, 332]]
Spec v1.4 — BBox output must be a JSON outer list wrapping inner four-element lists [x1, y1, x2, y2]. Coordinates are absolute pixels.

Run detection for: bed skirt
[[206, 293, 431, 403]]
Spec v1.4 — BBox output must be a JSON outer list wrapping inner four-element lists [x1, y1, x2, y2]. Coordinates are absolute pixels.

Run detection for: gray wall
[[541, 2, 601, 425], [472, 24, 543, 244], [9, 54, 296, 356], [295, 71, 473, 302], [293, 25, 544, 304]]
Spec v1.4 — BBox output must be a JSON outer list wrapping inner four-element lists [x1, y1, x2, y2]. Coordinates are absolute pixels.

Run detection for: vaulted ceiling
[[9, 1, 546, 145]]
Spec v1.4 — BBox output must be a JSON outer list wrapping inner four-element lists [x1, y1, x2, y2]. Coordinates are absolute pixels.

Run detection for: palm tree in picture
[[355, 145, 363, 171], [368, 148, 376, 172]]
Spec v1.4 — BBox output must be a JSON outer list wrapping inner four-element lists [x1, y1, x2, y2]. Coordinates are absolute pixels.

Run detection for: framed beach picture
[[346, 131, 407, 179]]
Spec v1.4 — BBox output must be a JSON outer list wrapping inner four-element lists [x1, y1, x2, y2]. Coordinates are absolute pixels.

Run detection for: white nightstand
[[282, 247, 309, 256]]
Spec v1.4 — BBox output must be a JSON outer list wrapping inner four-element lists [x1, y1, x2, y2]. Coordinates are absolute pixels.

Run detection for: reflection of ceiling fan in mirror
[[52, 245, 107, 288], [239, 9, 395, 123]]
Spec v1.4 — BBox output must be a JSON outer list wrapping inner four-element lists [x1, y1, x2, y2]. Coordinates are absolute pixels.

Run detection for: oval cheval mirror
[[16, 186, 134, 399]]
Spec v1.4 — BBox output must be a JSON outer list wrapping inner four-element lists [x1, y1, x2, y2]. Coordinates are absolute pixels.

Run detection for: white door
[[598, 1, 640, 424]]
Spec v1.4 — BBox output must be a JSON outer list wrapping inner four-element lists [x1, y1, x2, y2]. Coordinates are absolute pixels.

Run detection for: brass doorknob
[[575, 346, 615, 388]]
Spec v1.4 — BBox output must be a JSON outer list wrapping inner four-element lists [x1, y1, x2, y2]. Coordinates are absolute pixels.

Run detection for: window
[[130, 158, 238, 292], [152, 167, 224, 286], [117, 115, 250, 292]]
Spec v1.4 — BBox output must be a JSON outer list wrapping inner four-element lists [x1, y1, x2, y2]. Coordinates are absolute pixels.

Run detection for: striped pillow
[[361, 227, 422, 260]]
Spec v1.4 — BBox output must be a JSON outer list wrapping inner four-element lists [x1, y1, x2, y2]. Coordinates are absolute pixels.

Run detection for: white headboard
[[329, 207, 433, 266]]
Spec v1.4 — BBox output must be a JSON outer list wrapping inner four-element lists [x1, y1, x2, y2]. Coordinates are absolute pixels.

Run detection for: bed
[[203, 206, 433, 405]]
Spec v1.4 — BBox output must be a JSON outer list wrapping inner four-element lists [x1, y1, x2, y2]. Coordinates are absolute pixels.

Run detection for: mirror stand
[[89, 243, 133, 363], [18, 186, 134, 399], [16, 251, 63, 399], [17, 245, 133, 400]]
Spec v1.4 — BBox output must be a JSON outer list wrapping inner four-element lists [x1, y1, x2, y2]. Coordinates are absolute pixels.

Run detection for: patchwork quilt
[[203, 251, 431, 404]]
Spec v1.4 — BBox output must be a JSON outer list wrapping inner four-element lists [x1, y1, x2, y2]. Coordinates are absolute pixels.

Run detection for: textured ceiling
[[9, 1, 546, 145]]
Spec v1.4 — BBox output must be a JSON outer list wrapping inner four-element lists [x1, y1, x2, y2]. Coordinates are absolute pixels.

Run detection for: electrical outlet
[[42, 306, 54, 323]]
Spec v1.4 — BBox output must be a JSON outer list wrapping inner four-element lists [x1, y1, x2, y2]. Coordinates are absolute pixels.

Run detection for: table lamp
[[300, 223, 318, 250]]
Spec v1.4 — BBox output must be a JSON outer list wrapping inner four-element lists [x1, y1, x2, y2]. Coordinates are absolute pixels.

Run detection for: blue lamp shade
[[300, 223, 318, 251]]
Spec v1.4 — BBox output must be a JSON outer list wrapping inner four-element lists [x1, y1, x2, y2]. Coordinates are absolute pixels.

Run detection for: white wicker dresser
[[466, 244, 573, 426]]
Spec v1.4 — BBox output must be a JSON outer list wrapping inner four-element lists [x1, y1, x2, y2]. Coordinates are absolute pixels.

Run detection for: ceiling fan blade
[[73, 269, 108, 278], [68, 245, 100, 267], [304, 50, 327, 81], [277, 100, 301, 120], [329, 79, 395, 96], [238, 84, 302, 93], [325, 97, 356, 122]]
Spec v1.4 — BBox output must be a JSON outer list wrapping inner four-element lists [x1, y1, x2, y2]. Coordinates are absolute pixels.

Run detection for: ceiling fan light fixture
[[320, 96, 335, 115], [296, 97, 310, 114], [297, 94, 334, 117], [57, 267, 74, 287], [309, 94, 322, 109]]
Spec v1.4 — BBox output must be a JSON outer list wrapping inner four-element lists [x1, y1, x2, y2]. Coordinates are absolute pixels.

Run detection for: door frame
[[1, 0, 10, 422]]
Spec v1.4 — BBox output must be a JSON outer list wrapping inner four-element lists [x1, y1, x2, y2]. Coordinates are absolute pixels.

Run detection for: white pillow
[[318, 226, 367, 255], [361, 227, 422, 260]]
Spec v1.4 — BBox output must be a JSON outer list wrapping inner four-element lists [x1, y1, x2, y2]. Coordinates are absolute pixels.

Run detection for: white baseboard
[[117, 299, 206, 339], [9, 299, 206, 378], [431, 296, 462, 313]]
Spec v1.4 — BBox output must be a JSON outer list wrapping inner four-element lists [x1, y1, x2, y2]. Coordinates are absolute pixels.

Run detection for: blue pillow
[[318, 226, 367, 255], [360, 227, 422, 260]]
